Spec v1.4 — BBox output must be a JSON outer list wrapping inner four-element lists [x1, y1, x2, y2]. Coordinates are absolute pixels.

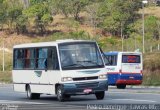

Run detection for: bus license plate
[[83, 89, 92, 93], [129, 76, 134, 79]]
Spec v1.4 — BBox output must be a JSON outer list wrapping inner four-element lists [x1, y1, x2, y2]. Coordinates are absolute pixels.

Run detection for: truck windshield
[[59, 42, 104, 70]]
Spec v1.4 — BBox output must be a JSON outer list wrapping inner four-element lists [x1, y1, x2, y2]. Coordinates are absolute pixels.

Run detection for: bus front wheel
[[64, 95, 71, 99], [95, 91, 105, 100], [117, 84, 126, 89], [56, 85, 65, 102], [26, 85, 40, 99]]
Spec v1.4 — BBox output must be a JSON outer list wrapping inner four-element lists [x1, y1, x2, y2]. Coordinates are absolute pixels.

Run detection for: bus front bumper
[[61, 81, 108, 95]]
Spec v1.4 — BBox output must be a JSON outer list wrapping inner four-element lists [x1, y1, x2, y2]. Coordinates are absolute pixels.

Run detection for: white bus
[[103, 51, 142, 89], [12, 40, 108, 101]]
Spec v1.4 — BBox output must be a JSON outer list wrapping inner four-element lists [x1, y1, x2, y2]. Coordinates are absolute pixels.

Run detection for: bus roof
[[13, 39, 96, 48], [104, 51, 142, 55], [104, 51, 119, 55]]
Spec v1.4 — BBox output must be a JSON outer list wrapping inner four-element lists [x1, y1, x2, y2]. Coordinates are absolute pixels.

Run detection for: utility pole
[[0, 31, 5, 72], [142, 0, 148, 53], [121, 22, 124, 52], [134, 36, 137, 50], [2, 38, 5, 72], [23, 0, 30, 9]]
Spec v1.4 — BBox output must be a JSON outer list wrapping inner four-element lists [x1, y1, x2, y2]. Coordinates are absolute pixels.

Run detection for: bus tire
[[95, 91, 105, 100], [117, 84, 126, 89], [26, 85, 40, 99], [64, 95, 71, 100], [56, 85, 65, 102]]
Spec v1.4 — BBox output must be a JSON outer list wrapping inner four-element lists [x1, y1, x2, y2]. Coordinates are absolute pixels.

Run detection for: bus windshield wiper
[[77, 60, 103, 66], [62, 63, 87, 68]]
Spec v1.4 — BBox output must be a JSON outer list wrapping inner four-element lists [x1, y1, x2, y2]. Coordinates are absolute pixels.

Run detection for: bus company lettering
[[106, 68, 115, 71], [135, 66, 141, 69]]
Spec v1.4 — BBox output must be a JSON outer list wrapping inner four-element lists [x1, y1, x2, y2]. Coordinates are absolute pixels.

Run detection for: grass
[[142, 53, 160, 86], [0, 71, 12, 83], [145, 6, 160, 18], [143, 53, 160, 71], [143, 70, 160, 86], [138, 6, 160, 18], [0, 51, 12, 71]]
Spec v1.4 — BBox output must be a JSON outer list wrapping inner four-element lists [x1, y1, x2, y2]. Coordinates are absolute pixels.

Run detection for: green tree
[[0, 0, 6, 30], [30, 0, 47, 5], [52, 0, 72, 18], [145, 16, 160, 40], [0, 0, 26, 34], [86, 2, 101, 29], [23, 1, 53, 34], [71, 0, 89, 20], [52, 0, 89, 20], [15, 15, 28, 34], [130, 16, 160, 40], [98, 0, 141, 36]]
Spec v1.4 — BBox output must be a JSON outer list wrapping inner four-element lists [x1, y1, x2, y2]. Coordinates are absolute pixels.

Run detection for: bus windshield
[[122, 55, 141, 63], [59, 42, 104, 70]]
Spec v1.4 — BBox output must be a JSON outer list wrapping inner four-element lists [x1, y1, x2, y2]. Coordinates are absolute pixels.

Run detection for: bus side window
[[104, 55, 117, 66], [47, 47, 59, 70], [111, 55, 117, 65], [36, 48, 48, 69], [13, 49, 18, 69], [14, 49, 25, 69], [30, 49, 35, 68], [103, 55, 110, 65], [24, 49, 35, 69], [53, 48, 59, 70], [47, 48, 52, 70]]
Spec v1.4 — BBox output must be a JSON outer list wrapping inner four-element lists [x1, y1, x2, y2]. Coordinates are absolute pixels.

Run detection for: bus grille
[[73, 76, 98, 81], [76, 82, 99, 89]]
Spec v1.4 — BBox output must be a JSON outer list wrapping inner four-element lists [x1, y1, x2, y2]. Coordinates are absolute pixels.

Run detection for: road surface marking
[[0, 100, 48, 104], [107, 91, 160, 95], [112, 99, 157, 103]]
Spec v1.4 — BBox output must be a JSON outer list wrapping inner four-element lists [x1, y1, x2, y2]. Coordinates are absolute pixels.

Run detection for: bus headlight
[[99, 74, 107, 79], [61, 77, 73, 82]]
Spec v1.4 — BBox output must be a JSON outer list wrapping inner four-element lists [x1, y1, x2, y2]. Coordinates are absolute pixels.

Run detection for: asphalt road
[[0, 85, 160, 110]]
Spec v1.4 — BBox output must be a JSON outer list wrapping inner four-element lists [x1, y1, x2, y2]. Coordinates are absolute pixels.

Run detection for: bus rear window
[[122, 55, 140, 63]]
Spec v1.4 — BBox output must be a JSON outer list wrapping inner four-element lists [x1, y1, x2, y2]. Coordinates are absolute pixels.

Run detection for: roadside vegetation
[[0, 0, 160, 85], [143, 53, 160, 86], [0, 71, 12, 83], [1, 53, 160, 85]]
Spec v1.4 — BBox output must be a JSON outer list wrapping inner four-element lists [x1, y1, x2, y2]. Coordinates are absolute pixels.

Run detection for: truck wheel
[[26, 85, 40, 99], [95, 91, 105, 100], [117, 84, 126, 89], [56, 85, 65, 102]]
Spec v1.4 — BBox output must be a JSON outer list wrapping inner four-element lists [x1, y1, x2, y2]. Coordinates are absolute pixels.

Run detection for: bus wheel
[[95, 91, 105, 100], [26, 85, 40, 99], [64, 95, 71, 100], [117, 84, 126, 89], [56, 85, 65, 102]]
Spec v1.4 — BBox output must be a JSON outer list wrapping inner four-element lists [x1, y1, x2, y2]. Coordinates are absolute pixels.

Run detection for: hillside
[[0, 14, 104, 49], [1, 7, 160, 52], [144, 6, 160, 18]]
